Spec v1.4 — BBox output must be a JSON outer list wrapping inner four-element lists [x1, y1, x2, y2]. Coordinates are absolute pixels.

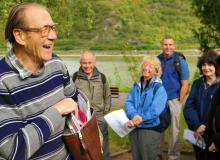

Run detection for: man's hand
[[209, 142, 218, 152], [53, 98, 78, 116]]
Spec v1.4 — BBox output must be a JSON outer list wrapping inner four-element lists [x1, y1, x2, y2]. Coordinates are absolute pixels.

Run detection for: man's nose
[[48, 29, 57, 40]]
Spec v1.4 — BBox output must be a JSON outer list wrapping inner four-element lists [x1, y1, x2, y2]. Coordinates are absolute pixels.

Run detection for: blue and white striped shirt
[[0, 50, 77, 160]]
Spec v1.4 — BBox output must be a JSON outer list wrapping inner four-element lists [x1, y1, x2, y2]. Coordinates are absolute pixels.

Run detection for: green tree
[[71, 0, 95, 38], [0, 0, 201, 50], [0, 0, 16, 48], [192, 0, 220, 51]]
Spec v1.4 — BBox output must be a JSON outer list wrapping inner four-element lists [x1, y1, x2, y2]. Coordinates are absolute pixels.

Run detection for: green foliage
[[122, 53, 141, 82], [71, 0, 95, 38], [191, 68, 200, 82], [0, 0, 15, 47], [108, 67, 131, 92], [109, 128, 130, 148], [108, 67, 122, 87], [192, 0, 220, 51], [113, 68, 122, 87], [90, 0, 200, 50], [0, 0, 200, 50]]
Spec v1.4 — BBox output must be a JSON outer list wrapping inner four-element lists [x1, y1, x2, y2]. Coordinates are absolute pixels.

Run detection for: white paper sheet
[[183, 128, 206, 149], [104, 109, 135, 138]]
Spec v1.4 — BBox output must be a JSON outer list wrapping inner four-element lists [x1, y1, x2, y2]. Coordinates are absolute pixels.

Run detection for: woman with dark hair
[[184, 50, 220, 160], [204, 52, 220, 159]]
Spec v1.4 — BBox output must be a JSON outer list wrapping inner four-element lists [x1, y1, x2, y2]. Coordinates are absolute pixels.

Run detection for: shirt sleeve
[[180, 57, 190, 80], [0, 99, 64, 159], [125, 85, 138, 120], [183, 80, 201, 130]]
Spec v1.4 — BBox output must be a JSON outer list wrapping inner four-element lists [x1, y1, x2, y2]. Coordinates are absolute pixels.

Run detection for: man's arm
[[0, 97, 78, 160], [179, 56, 190, 103], [0, 65, 78, 159], [179, 79, 189, 103]]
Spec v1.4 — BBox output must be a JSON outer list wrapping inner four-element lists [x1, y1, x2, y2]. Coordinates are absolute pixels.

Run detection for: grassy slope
[[0, 0, 200, 51], [55, 0, 200, 51]]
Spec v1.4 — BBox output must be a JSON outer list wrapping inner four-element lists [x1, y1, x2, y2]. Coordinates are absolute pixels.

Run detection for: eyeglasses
[[20, 23, 58, 37], [142, 63, 155, 70]]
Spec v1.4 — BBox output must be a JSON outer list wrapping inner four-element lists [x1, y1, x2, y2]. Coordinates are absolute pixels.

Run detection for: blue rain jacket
[[125, 76, 168, 128]]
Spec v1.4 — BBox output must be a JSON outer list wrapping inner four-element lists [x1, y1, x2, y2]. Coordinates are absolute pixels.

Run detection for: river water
[[62, 53, 199, 88]]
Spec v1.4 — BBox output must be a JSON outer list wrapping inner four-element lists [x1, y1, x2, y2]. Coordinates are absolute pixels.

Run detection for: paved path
[[111, 93, 128, 108]]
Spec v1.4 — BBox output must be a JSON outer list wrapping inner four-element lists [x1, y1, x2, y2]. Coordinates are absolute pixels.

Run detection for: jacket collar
[[201, 75, 220, 89], [77, 67, 100, 80], [159, 51, 176, 60], [136, 75, 162, 88]]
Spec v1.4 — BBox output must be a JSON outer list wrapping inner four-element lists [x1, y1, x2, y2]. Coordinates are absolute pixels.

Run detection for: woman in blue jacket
[[184, 51, 220, 160], [125, 55, 168, 160]]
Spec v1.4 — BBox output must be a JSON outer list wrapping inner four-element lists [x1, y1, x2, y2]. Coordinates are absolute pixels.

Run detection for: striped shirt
[[0, 50, 77, 160]]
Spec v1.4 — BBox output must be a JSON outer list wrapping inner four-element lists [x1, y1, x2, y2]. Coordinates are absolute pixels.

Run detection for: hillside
[[0, 0, 200, 51]]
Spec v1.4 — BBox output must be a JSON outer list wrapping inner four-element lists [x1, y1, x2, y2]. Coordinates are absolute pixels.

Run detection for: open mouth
[[43, 44, 51, 49]]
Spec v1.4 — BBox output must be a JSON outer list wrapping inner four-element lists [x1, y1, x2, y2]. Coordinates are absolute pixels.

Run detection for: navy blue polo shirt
[[158, 52, 189, 100]]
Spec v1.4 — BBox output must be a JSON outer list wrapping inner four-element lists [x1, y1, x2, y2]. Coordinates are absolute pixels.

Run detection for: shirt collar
[[202, 76, 220, 89], [6, 49, 44, 79], [161, 51, 175, 60]]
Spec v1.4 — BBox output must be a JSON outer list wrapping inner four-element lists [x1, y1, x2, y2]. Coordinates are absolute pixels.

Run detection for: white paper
[[104, 109, 135, 138], [183, 128, 206, 149]]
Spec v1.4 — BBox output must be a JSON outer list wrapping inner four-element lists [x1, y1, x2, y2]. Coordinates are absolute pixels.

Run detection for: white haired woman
[[125, 55, 168, 160]]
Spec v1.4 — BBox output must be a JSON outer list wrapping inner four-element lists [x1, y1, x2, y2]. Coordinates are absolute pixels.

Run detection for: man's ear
[[13, 29, 26, 45]]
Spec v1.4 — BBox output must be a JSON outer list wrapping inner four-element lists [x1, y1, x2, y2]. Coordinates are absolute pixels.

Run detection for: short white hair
[[80, 51, 96, 61], [140, 55, 162, 78]]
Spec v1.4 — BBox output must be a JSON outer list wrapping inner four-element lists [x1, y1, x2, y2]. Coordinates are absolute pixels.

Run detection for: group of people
[[124, 36, 220, 160], [125, 36, 189, 160], [0, 2, 220, 160]]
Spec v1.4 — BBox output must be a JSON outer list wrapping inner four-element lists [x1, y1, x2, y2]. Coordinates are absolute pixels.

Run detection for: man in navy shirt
[[158, 36, 189, 160]]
